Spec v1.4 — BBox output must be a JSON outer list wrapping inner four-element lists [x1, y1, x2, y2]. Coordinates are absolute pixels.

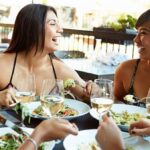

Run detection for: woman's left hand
[[84, 80, 93, 96]]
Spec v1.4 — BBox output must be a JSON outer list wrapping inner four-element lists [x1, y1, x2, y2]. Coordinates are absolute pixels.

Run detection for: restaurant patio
[[0, 1, 150, 150]]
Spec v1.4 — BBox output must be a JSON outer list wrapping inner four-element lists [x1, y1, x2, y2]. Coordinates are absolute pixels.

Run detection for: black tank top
[[127, 59, 146, 107], [0, 53, 18, 91], [128, 59, 140, 96], [0, 53, 57, 91]]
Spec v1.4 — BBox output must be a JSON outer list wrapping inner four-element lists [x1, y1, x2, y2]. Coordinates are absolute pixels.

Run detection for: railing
[[61, 28, 136, 58], [0, 23, 137, 58]]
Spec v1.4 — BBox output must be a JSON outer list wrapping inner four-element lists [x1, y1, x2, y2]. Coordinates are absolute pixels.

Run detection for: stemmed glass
[[12, 73, 36, 127], [90, 79, 114, 121], [40, 79, 64, 116], [14, 73, 36, 103], [146, 88, 150, 115]]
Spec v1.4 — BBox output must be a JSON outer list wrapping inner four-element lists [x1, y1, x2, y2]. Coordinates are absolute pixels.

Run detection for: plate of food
[[21, 98, 90, 120], [90, 104, 147, 131], [0, 127, 55, 150], [63, 129, 100, 150], [63, 129, 150, 150]]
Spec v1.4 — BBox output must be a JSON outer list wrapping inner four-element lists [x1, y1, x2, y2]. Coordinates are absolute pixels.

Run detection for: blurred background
[[0, 0, 149, 30]]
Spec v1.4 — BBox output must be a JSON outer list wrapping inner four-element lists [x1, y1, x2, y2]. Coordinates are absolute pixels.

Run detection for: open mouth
[[52, 37, 57, 42], [52, 37, 60, 45]]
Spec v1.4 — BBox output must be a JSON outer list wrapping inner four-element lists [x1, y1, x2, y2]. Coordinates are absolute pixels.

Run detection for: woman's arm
[[18, 118, 78, 150], [58, 62, 92, 103]]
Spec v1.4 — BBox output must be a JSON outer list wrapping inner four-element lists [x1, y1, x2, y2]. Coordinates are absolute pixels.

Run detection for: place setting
[[0, 77, 91, 150], [87, 78, 150, 150], [13, 78, 90, 122], [0, 114, 55, 150]]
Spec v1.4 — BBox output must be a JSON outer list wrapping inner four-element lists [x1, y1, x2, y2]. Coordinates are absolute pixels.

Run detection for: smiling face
[[134, 21, 150, 60], [44, 10, 63, 53]]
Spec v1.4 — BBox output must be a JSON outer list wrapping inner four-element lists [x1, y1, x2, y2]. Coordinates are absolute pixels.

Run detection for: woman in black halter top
[[114, 9, 150, 104], [0, 4, 91, 107]]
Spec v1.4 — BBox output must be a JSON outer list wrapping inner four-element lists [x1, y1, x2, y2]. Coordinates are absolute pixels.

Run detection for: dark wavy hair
[[136, 9, 150, 29], [6, 4, 57, 55]]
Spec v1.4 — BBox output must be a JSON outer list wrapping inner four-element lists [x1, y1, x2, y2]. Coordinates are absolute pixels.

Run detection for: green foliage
[[107, 14, 137, 31]]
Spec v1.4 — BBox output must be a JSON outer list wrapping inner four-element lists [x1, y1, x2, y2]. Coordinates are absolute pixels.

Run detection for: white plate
[[24, 98, 90, 120], [0, 127, 55, 150], [63, 129, 150, 150], [90, 104, 147, 130]]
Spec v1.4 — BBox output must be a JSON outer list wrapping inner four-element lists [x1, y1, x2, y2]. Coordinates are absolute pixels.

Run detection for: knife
[[0, 115, 29, 136]]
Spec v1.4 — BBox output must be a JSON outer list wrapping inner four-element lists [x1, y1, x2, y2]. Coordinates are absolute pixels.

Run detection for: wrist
[[25, 137, 38, 150], [30, 128, 43, 146]]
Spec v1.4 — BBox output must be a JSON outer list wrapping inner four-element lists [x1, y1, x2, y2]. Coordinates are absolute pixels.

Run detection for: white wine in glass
[[40, 79, 64, 116], [91, 97, 113, 114], [91, 79, 114, 120], [15, 73, 36, 103], [146, 88, 150, 115]]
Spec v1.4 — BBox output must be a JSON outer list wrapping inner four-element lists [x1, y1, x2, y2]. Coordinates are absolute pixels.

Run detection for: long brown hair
[[6, 4, 57, 55]]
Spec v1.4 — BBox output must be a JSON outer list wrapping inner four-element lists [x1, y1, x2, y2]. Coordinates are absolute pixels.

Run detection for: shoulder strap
[[49, 54, 57, 80], [128, 59, 140, 94], [9, 52, 18, 84]]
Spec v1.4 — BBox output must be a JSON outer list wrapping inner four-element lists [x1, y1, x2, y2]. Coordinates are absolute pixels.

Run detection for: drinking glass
[[14, 73, 36, 103], [90, 79, 114, 121], [40, 79, 64, 116], [146, 88, 150, 115]]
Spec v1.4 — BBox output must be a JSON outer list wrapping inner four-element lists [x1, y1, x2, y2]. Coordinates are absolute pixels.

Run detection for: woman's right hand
[[18, 118, 78, 150], [96, 115, 125, 150], [0, 87, 16, 107], [129, 119, 150, 136], [30, 118, 78, 144]]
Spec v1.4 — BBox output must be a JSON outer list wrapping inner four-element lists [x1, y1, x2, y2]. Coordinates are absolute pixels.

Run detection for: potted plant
[[105, 14, 137, 32], [94, 14, 137, 33]]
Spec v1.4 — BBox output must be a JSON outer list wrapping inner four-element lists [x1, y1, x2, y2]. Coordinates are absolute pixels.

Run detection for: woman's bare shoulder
[[54, 58, 81, 79], [115, 59, 139, 79], [55, 59, 75, 73], [117, 59, 138, 70], [0, 53, 15, 66]]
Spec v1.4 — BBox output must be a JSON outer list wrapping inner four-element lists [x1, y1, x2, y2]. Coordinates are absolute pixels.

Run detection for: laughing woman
[[0, 4, 91, 107], [114, 9, 150, 103]]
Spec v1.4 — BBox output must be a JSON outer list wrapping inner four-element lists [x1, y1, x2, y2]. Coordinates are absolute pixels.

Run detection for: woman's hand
[[129, 119, 150, 136], [84, 80, 93, 95], [96, 115, 125, 150], [31, 118, 78, 144], [0, 87, 16, 107], [18, 118, 78, 150]]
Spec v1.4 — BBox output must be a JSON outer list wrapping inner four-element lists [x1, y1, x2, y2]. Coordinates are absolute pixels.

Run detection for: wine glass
[[146, 88, 150, 115], [90, 79, 114, 121], [14, 73, 36, 103], [40, 79, 64, 116]]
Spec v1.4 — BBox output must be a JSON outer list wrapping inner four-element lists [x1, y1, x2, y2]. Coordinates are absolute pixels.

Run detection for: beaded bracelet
[[26, 137, 38, 150]]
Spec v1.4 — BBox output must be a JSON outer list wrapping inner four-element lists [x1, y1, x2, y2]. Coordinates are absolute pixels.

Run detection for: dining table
[[0, 105, 99, 150], [1, 101, 150, 150]]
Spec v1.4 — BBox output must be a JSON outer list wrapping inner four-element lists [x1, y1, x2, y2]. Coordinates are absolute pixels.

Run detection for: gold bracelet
[[26, 137, 38, 150]]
